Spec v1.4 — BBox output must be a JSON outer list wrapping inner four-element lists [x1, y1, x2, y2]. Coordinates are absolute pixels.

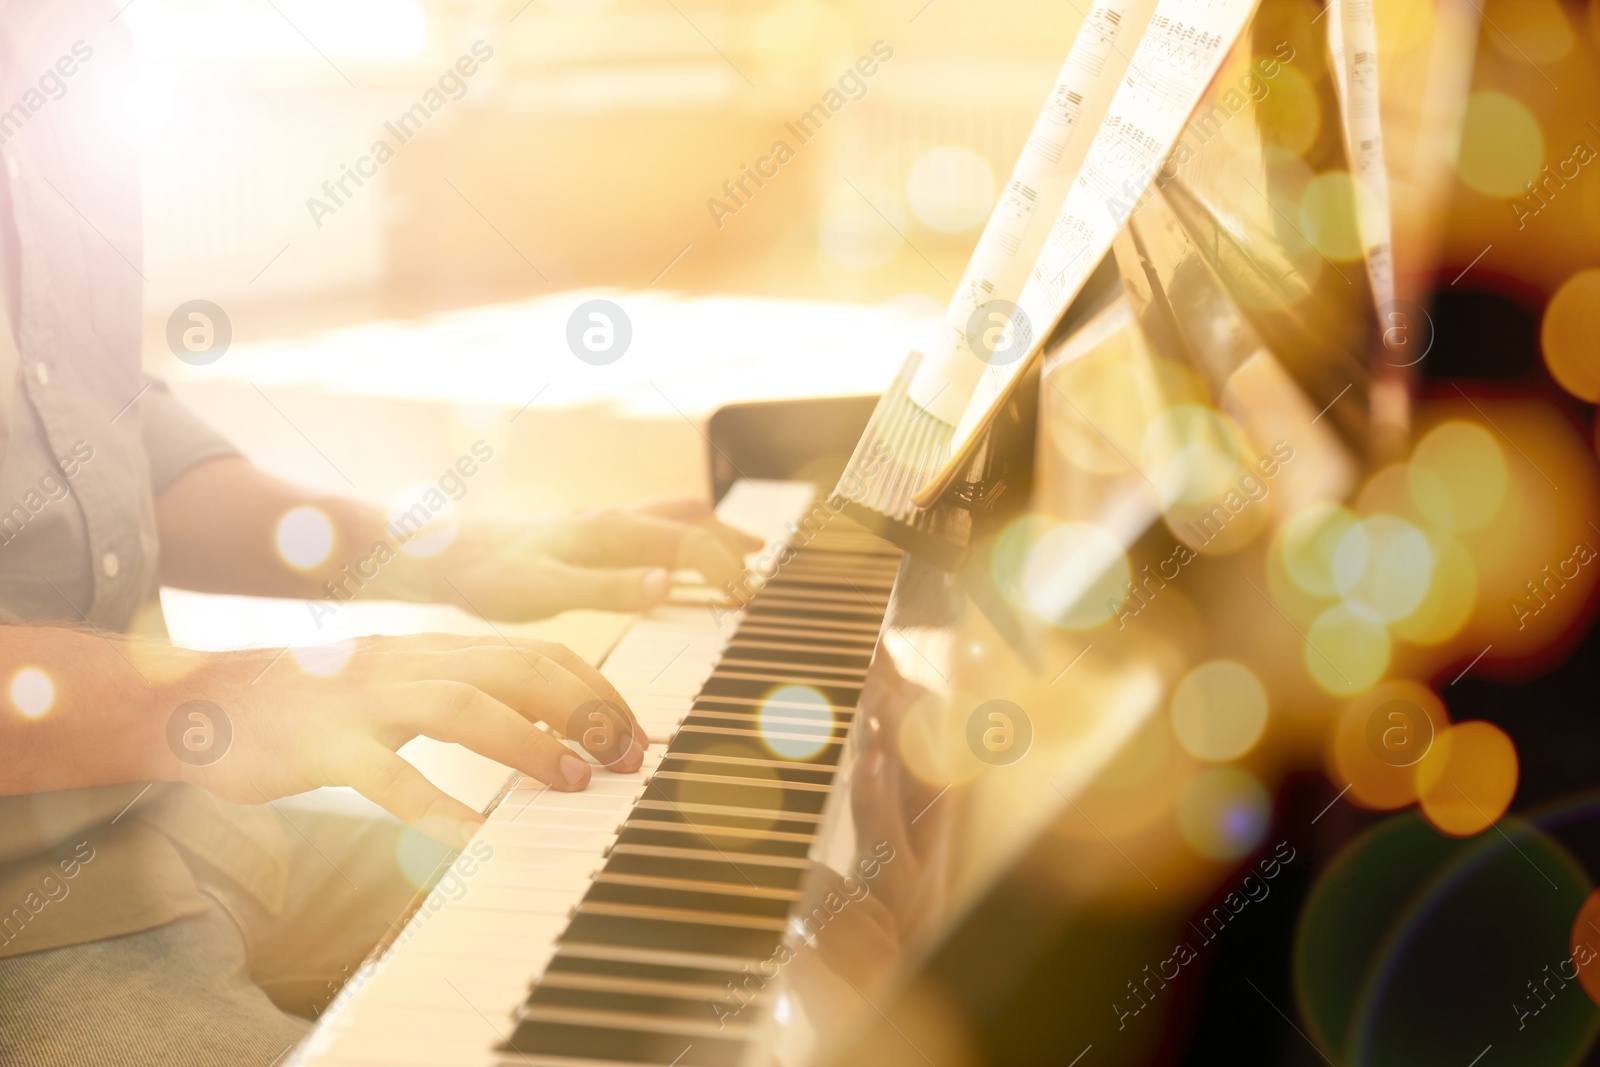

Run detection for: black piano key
[[613, 827, 812, 860], [665, 730, 842, 761], [501, 1021, 744, 1066], [526, 984, 745, 1024], [745, 600, 883, 624], [561, 913, 783, 959], [679, 709, 853, 734], [698, 676, 860, 705], [601, 852, 807, 891], [655, 759, 834, 787], [709, 665, 867, 688], [734, 618, 884, 641], [541, 953, 748, 991], [726, 630, 876, 655], [645, 778, 830, 815], [583, 878, 795, 918], [625, 808, 822, 839], [721, 644, 873, 669], [692, 693, 859, 716], [668, 735, 851, 767]]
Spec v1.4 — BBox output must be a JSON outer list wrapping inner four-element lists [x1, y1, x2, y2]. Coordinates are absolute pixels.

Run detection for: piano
[[290, 477, 918, 1067], [287, 0, 1478, 1062]]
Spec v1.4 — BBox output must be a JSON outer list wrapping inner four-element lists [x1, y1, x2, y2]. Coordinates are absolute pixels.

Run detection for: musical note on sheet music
[[932, 0, 1261, 479], [907, 0, 1137, 425], [1328, 0, 1394, 310]]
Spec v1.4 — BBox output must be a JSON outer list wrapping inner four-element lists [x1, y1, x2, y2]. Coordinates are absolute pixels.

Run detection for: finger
[[336, 741, 483, 850], [535, 641, 653, 758], [634, 499, 764, 552], [532, 560, 674, 615], [401, 680, 594, 790], [403, 642, 646, 772], [571, 512, 749, 585]]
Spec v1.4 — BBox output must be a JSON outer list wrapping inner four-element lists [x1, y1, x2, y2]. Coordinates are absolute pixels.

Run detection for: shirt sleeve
[[139, 378, 241, 495]]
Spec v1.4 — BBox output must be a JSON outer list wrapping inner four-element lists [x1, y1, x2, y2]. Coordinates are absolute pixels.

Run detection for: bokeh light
[[1541, 269, 1600, 403], [1177, 766, 1271, 862], [275, 506, 335, 570], [1142, 405, 1247, 508], [1018, 521, 1130, 630], [1280, 502, 1362, 599], [9, 668, 55, 719], [1332, 514, 1434, 622], [1388, 533, 1476, 646], [818, 183, 904, 271], [1407, 421, 1507, 533], [1454, 91, 1544, 198], [906, 145, 996, 232], [1305, 604, 1390, 696], [1571, 888, 1600, 1006], [1299, 170, 1380, 262], [1416, 720, 1519, 837], [1170, 660, 1269, 762], [292, 638, 355, 677], [1330, 682, 1451, 811], [758, 685, 834, 760], [1254, 63, 1319, 157], [1047, 330, 1205, 476]]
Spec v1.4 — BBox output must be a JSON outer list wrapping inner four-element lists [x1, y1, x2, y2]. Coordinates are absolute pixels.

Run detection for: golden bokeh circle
[[1541, 269, 1600, 403], [1408, 420, 1508, 533], [1416, 720, 1519, 837], [1454, 91, 1544, 198], [1170, 659, 1269, 762]]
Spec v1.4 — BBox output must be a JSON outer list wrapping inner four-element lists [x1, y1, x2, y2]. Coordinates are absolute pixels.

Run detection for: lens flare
[[1020, 521, 1130, 630], [275, 506, 334, 570], [9, 668, 55, 719], [1178, 766, 1271, 862], [759, 685, 834, 760], [292, 638, 355, 677]]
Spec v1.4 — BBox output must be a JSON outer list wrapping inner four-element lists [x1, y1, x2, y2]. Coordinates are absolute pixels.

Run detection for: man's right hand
[[153, 634, 647, 848]]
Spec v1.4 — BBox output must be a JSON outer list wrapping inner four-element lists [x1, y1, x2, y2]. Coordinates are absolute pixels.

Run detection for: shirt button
[[101, 553, 119, 579], [34, 363, 48, 386]]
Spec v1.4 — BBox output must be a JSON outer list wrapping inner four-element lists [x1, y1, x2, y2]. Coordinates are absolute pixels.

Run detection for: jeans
[[0, 806, 439, 1067]]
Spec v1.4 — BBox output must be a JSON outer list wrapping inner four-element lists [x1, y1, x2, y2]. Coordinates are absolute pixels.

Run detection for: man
[[0, 4, 756, 1063]]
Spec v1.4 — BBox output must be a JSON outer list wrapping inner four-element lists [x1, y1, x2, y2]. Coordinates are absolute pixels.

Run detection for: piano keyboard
[[293, 484, 902, 1067]]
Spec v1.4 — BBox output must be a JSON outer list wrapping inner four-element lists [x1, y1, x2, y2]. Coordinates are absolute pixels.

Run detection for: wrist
[[124, 641, 207, 786]]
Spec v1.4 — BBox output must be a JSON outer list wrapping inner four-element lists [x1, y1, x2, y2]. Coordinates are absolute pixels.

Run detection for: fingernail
[[560, 753, 589, 788], [641, 568, 670, 600]]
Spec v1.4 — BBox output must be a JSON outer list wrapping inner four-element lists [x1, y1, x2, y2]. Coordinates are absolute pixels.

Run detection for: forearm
[[0, 626, 171, 795], [154, 456, 433, 602]]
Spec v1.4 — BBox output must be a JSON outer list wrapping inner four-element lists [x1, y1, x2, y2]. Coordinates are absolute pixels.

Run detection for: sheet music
[[907, 0, 1148, 425], [1327, 0, 1394, 310], [912, 0, 1263, 505]]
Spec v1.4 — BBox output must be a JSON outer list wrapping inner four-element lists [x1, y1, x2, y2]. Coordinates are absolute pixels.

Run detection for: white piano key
[[292, 480, 821, 1067]]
